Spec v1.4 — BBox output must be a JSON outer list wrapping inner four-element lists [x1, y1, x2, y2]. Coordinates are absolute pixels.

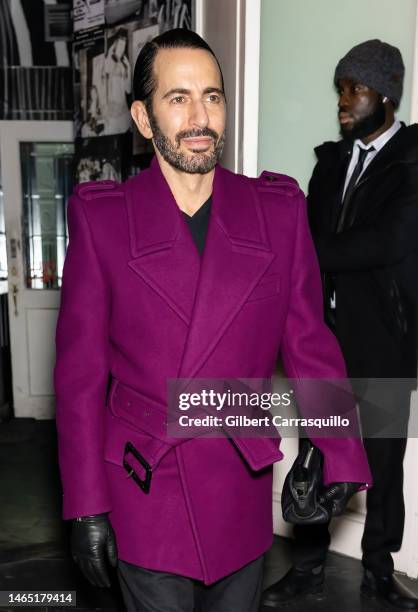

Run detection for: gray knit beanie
[[334, 39, 405, 106]]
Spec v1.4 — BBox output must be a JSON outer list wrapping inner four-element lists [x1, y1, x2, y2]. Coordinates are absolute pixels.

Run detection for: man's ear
[[131, 100, 153, 139]]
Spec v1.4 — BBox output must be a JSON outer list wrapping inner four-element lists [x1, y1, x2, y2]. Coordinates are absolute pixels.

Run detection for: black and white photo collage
[[73, 0, 194, 182]]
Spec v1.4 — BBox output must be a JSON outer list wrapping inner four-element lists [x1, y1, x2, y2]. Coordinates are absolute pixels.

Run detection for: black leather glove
[[282, 441, 362, 524], [71, 513, 117, 588]]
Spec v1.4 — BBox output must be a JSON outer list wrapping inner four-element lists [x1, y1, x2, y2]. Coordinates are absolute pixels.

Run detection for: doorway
[[0, 121, 74, 419]]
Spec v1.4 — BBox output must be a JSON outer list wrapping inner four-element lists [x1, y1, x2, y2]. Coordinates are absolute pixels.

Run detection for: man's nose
[[189, 100, 209, 128], [338, 92, 350, 109]]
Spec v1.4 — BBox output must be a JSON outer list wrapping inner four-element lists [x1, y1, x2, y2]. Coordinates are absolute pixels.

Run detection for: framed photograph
[[105, 0, 148, 25], [101, 23, 134, 134], [73, 0, 105, 33], [156, 0, 192, 30], [131, 23, 159, 66], [44, 3, 72, 41], [75, 133, 131, 182], [77, 37, 107, 137]]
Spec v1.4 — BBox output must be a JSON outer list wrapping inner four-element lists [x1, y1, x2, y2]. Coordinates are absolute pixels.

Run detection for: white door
[[0, 121, 74, 419]]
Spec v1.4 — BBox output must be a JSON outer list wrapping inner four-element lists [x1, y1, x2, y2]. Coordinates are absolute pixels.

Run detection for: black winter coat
[[307, 124, 418, 378]]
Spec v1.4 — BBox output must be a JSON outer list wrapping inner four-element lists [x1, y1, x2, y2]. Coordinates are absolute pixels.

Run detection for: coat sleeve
[[312, 167, 418, 271], [54, 193, 112, 520], [279, 191, 372, 486]]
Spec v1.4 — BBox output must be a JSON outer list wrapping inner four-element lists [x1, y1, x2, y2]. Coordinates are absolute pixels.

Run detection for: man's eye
[[171, 96, 185, 104], [207, 94, 221, 103]]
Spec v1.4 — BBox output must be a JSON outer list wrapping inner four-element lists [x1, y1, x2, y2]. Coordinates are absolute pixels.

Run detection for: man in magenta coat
[[54, 29, 371, 611]]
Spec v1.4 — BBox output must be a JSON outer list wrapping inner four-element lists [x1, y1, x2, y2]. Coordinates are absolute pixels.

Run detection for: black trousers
[[292, 385, 410, 577], [117, 556, 263, 612]]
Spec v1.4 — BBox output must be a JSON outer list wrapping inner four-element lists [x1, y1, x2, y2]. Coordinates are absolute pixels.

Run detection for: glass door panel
[[20, 142, 74, 290]]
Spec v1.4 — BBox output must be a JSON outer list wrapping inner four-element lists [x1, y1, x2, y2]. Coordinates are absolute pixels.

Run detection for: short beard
[[340, 99, 386, 141], [146, 101, 225, 174]]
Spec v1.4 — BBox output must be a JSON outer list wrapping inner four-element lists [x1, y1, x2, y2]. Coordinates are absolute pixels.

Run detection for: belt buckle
[[123, 441, 152, 494]]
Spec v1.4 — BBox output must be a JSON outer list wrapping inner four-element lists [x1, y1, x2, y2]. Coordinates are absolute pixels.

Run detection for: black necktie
[[336, 146, 374, 233]]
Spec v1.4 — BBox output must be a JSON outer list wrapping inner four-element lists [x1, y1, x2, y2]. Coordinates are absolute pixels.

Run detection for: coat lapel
[[339, 125, 410, 227], [314, 141, 352, 232], [125, 159, 275, 378], [178, 166, 275, 379], [125, 157, 200, 325], [330, 149, 352, 231]]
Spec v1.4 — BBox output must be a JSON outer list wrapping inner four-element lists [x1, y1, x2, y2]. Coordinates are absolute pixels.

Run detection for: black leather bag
[[282, 441, 361, 525], [281, 440, 332, 525]]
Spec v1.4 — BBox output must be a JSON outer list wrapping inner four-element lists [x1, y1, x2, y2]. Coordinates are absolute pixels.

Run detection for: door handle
[[11, 283, 18, 316]]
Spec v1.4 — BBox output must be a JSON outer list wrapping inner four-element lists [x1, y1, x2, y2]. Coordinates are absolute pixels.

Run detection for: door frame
[[195, 0, 261, 176]]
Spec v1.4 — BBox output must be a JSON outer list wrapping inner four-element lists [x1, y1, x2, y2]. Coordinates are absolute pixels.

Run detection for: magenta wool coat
[[54, 157, 372, 585]]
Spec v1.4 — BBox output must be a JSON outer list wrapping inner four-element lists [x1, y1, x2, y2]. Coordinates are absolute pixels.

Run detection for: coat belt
[[107, 378, 283, 472]]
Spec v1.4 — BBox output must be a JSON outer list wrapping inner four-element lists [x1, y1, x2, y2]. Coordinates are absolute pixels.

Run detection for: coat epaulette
[[74, 180, 124, 201], [256, 170, 300, 197]]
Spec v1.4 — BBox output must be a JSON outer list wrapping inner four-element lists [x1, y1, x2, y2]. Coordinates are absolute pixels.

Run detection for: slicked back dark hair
[[132, 28, 225, 107]]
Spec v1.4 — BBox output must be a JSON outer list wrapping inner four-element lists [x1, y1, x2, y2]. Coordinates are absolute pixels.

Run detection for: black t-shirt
[[182, 196, 212, 256]]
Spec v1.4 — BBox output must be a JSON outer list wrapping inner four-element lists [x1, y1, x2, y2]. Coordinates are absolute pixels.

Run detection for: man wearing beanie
[[263, 39, 418, 609]]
